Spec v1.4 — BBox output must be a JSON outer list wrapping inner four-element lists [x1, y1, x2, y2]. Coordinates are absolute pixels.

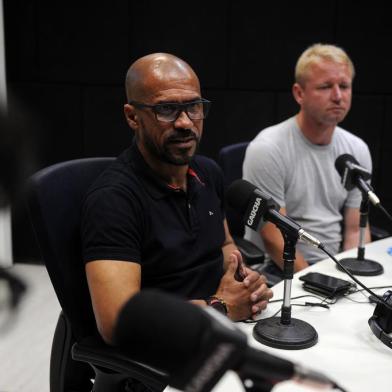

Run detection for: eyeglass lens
[[155, 101, 210, 122]]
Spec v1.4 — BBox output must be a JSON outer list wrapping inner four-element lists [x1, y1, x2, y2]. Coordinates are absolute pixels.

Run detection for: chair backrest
[[218, 142, 249, 236], [218, 142, 249, 189], [28, 157, 115, 339]]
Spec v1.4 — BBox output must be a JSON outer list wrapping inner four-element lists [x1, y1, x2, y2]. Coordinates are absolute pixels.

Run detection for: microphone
[[335, 154, 379, 206], [225, 179, 322, 248], [113, 290, 339, 392]]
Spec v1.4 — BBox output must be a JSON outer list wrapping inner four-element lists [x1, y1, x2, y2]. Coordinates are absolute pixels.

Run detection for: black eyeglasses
[[128, 98, 211, 123]]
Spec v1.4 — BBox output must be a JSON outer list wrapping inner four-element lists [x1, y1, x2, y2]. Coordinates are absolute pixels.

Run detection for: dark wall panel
[[370, 96, 392, 230], [8, 82, 84, 166], [276, 92, 298, 124], [378, 96, 392, 198], [3, 0, 37, 82], [83, 86, 132, 156], [336, 0, 392, 93], [4, 0, 392, 261], [201, 90, 275, 160], [229, 2, 337, 90], [36, 2, 129, 84], [127, 0, 229, 88], [5, 1, 130, 84], [8, 82, 85, 262], [340, 95, 384, 173]]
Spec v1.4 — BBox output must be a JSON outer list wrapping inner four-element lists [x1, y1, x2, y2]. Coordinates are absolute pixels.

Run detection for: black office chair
[[27, 157, 168, 392], [218, 142, 265, 266]]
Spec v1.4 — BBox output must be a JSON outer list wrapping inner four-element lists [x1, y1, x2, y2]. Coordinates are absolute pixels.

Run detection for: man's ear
[[292, 83, 304, 106], [124, 104, 139, 130]]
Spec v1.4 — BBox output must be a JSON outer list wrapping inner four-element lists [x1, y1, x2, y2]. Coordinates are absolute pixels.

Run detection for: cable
[[356, 284, 392, 292], [242, 294, 336, 324], [341, 285, 392, 304], [333, 382, 349, 392], [320, 244, 392, 311], [377, 203, 392, 223], [269, 293, 338, 304]]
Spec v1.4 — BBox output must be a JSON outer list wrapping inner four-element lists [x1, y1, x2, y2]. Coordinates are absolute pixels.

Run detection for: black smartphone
[[299, 272, 354, 298]]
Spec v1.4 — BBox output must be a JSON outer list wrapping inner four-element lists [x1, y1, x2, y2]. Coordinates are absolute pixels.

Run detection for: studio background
[[4, 0, 392, 261]]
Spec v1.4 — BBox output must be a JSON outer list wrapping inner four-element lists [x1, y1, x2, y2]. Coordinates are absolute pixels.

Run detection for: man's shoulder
[[86, 152, 140, 198], [251, 117, 295, 145], [334, 126, 369, 149], [247, 117, 295, 157]]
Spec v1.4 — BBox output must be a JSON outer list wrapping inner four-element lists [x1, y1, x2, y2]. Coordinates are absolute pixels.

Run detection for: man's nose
[[331, 85, 342, 101], [174, 110, 194, 127]]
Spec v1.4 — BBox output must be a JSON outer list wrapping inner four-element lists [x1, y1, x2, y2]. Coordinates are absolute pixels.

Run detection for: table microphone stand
[[253, 232, 318, 349], [337, 196, 383, 276]]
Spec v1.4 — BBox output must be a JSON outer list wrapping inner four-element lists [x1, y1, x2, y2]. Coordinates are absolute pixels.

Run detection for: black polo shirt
[[81, 142, 226, 300]]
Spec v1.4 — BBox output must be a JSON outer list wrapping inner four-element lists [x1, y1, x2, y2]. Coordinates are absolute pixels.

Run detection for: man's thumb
[[227, 254, 238, 274]]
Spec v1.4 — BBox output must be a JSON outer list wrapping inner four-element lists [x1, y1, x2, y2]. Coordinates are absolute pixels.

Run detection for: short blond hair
[[295, 43, 355, 86]]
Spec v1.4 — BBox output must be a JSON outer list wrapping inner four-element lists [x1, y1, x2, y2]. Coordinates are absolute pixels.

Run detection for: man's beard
[[142, 126, 200, 166]]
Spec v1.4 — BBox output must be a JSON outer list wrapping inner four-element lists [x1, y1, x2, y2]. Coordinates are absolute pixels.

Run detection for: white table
[[167, 238, 392, 391], [239, 237, 392, 391]]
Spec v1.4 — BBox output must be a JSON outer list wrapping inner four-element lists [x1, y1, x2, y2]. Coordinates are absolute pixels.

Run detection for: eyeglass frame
[[127, 98, 211, 123]]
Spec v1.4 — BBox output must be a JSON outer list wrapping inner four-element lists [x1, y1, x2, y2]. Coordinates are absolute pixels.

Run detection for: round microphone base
[[253, 317, 318, 350], [337, 258, 383, 276]]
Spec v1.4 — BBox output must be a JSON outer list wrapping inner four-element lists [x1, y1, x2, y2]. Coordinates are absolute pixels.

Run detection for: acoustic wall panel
[[336, 0, 392, 93], [3, 0, 37, 82], [200, 89, 275, 160], [378, 96, 392, 198], [8, 82, 84, 166], [127, 0, 229, 89], [229, 2, 336, 90], [83, 85, 131, 156], [36, 2, 129, 84], [275, 92, 298, 124]]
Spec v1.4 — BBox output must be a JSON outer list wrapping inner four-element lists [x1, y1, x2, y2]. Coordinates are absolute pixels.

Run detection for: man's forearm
[[343, 223, 371, 250]]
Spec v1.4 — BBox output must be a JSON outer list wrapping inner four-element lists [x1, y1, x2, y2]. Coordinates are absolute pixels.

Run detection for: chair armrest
[[233, 236, 265, 266], [72, 336, 168, 390], [370, 225, 391, 241]]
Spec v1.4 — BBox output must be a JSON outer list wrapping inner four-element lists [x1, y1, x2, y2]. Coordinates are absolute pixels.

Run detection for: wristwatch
[[206, 295, 228, 315]]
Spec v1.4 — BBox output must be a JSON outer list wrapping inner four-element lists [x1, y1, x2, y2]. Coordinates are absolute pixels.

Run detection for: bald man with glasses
[[81, 53, 272, 350]]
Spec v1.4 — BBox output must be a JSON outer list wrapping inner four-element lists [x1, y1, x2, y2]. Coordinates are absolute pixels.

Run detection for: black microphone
[[113, 290, 338, 392], [226, 179, 322, 248], [335, 154, 379, 206]]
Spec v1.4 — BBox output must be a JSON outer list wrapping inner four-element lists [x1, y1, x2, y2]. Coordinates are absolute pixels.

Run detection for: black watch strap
[[206, 295, 228, 315]]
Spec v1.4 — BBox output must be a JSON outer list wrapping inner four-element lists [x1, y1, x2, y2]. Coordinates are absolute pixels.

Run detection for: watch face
[[207, 296, 227, 315]]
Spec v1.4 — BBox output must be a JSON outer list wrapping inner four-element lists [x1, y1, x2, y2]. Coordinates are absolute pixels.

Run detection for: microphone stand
[[253, 231, 318, 349], [337, 196, 383, 276]]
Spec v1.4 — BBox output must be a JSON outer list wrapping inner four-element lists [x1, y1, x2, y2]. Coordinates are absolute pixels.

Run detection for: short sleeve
[[81, 186, 144, 263]]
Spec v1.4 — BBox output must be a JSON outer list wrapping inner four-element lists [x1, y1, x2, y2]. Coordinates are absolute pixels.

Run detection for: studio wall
[[4, 0, 392, 261]]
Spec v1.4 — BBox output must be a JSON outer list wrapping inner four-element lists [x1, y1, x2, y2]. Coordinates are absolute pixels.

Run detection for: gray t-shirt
[[243, 116, 372, 264]]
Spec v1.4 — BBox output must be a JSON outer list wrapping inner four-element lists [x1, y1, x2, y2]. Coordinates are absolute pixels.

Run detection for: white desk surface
[[168, 238, 392, 392], [241, 237, 392, 392]]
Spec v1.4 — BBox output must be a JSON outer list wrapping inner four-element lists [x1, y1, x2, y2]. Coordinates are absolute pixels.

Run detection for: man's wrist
[[205, 295, 228, 316]]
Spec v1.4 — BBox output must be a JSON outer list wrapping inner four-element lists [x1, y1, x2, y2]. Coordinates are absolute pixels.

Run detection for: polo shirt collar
[[125, 140, 205, 200]]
